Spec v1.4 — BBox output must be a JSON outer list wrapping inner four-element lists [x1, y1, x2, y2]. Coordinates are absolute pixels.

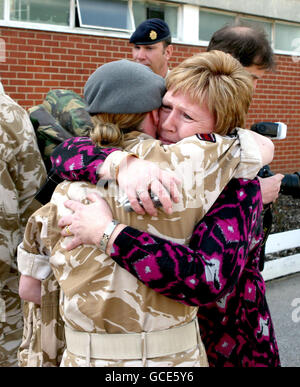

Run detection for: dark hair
[[162, 36, 172, 48], [207, 21, 275, 70]]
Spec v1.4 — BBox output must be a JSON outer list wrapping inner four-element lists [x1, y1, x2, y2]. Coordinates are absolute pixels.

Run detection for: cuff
[[234, 128, 263, 179], [17, 243, 52, 280]]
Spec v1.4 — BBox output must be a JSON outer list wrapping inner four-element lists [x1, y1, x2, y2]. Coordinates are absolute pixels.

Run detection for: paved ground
[[266, 272, 300, 367]]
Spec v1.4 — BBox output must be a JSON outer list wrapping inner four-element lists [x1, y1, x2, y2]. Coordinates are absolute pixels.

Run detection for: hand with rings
[[116, 157, 182, 217], [136, 188, 148, 197], [64, 225, 72, 236], [58, 193, 117, 251]]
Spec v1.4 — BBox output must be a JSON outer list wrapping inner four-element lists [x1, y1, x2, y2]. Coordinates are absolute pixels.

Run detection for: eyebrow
[[162, 99, 197, 119]]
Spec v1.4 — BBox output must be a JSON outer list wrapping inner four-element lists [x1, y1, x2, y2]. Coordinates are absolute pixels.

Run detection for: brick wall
[[1, 26, 300, 174]]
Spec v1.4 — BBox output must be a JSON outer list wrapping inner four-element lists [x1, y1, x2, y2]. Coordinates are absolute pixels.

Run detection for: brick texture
[[0, 26, 299, 174]]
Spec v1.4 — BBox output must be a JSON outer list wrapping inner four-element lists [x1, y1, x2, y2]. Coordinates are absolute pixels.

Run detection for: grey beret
[[84, 60, 166, 114]]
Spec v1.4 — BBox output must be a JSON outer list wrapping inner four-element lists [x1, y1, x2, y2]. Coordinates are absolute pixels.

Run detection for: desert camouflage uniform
[[0, 93, 46, 366], [29, 89, 92, 172], [18, 89, 92, 367], [17, 128, 263, 367]]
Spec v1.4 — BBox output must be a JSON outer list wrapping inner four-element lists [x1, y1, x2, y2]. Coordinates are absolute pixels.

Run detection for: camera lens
[[280, 172, 300, 198]]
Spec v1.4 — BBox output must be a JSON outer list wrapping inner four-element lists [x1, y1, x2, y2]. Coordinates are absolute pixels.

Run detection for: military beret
[[130, 18, 171, 45], [84, 60, 166, 115]]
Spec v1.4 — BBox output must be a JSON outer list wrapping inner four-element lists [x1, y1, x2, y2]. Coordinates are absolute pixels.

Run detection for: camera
[[250, 122, 300, 199], [258, 165, 300, 199]]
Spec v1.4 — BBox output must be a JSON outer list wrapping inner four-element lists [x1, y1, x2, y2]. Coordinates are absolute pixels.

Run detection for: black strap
[[35, 171, 64, 205], [259, 203, 273, 272]]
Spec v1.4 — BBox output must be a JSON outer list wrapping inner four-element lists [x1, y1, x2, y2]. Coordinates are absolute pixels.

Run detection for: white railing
[[262, 229, 300, 281]]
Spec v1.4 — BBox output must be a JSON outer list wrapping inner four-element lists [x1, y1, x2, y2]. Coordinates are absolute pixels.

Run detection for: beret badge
[[149, 30, 157, 40]]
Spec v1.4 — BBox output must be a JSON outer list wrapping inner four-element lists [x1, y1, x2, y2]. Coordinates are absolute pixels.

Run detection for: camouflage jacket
[[29, 89, 93, 172], [17, 128, 263, 366], [0, 93, 46, 322]]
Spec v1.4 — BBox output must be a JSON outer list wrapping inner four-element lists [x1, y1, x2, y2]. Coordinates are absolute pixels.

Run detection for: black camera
[[258, 165, 300, 199], [250, 122, 300, 199]]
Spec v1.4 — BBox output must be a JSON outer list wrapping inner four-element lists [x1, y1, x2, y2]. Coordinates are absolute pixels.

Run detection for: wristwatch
[[99, 219, 120, 253]]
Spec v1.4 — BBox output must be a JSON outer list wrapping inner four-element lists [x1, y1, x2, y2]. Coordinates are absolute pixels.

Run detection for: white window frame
[[198, 6, 300, 57], [198, 7, 274, 47], [198, 7, 236, 47], [0, 0, 182, 41], [273, 19, 300, 58], [76, 0, 134, 33]]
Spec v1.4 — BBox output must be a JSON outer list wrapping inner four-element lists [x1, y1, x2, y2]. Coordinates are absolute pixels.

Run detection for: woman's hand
[[59, 193, 114, 250], [117, 156, 182, 216], [258, 174, 284, 204]]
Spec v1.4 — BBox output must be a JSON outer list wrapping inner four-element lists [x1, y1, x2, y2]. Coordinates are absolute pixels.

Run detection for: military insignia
[[196, 133, 216, 143], [149, 30, 157, 40]]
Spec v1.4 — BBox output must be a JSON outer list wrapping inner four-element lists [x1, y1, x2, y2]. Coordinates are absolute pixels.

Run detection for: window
[[76, 0, 133, 31], [239, 17, 272, 42], [275, 22, 300, 53], [10, 0, 70, 26], [199, 10, 235, 42], [133, 0, 178, 38], [199, 10, 273, 46]]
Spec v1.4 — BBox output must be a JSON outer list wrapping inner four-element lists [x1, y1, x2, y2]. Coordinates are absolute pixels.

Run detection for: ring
[[136, 189, 147, 196], [65, 225, 72, 236], [147, 177, 157, 186]]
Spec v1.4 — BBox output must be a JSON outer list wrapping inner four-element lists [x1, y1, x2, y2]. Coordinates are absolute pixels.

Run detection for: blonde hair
[[90, 112, 146, 147], [166, 50, 254, 135]]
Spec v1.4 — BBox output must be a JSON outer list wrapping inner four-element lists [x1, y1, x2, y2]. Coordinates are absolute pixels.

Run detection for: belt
[[65, 319, 199, 360]]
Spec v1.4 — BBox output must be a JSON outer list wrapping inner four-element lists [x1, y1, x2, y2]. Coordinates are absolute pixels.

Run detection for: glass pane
[[133, 0, 178, 38], [0, 0, 4, 20], [10, 0, 70, 26], [199, 10, 235, 41], [77, 0, 132, 30], [275, 22, 300, 52], [240, 18, 272, 42]]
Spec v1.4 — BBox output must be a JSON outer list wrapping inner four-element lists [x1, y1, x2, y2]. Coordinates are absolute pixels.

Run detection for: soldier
[[18, 54, 274, 366], [0, 91, 46, 366], [130, 18, 173, 78], [29, 89, 93, 172]]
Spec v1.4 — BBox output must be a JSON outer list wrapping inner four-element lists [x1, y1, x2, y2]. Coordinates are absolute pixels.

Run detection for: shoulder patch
[[196, 133, 216, 143]]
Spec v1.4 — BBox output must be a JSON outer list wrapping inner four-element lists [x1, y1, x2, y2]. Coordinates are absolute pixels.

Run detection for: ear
[[165, 44, 173, 60], [150, 109, 159, 128], [141, 110, 159, 138]]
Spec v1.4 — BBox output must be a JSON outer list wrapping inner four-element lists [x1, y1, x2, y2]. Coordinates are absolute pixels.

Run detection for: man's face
[[244, 64, 266, 89], [157, 90, 215, 144], [132, 42, 172, 78]]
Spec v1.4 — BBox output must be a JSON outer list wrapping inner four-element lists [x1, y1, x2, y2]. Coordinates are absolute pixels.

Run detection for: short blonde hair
[[90, 112, 146, 147], [166, 50, 254, 135]]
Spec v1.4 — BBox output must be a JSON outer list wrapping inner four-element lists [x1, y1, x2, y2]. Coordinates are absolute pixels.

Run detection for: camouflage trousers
[[0, 277, 23, 367]]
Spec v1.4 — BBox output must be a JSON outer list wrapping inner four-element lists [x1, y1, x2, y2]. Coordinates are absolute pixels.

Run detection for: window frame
[[76, 0, 135, 33], [0, 0, 300, 57], [198, 7, 274, 48], [274, 19, 300, 57]]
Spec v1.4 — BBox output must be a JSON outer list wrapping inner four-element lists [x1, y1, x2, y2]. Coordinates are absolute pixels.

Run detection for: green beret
[[84, 60, 166, 114], [130, 18, 171, 45]]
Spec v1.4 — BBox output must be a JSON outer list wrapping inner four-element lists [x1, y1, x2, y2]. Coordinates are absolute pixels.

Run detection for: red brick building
[[1, 0, 300, 174]]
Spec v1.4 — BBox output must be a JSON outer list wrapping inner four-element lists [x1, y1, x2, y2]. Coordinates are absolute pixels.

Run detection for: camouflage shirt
[[18, 128, 262, 367], [0, 93, 46, 322]]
